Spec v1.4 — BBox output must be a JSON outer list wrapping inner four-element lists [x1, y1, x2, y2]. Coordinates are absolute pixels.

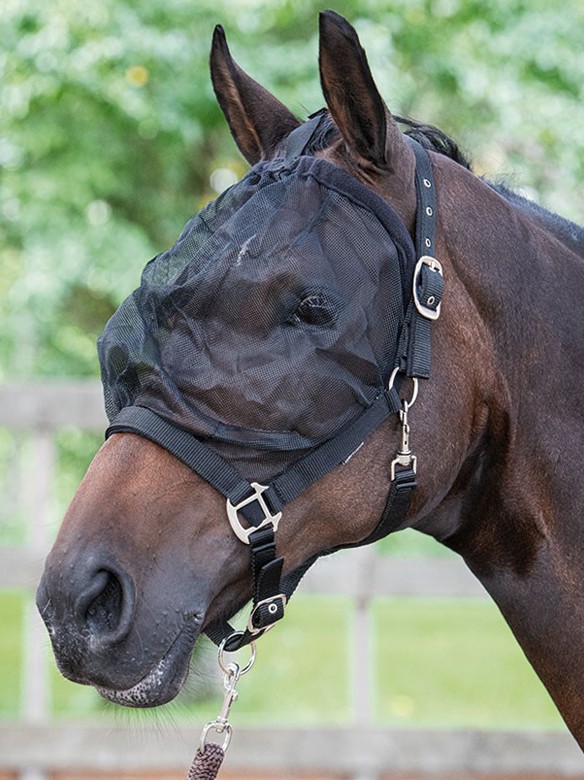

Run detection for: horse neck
[[436, 156, 584, 391], [431, 155, 584, 746], [434, 154, 584, 539], [410, 156, 584, 538]]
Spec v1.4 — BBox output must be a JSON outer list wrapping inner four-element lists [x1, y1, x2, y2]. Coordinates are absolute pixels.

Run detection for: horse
[[36, 9, 584, 751]]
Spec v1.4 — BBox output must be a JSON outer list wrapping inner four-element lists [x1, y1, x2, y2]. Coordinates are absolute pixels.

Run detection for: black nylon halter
[[105, 122, 443, 652]]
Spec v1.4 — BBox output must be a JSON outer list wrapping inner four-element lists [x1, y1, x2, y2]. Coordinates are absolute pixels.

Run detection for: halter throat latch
[[206, 520, 287, 652]]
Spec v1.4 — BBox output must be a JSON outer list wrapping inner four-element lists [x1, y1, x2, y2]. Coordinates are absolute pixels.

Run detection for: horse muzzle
[[36, 547, 204, 706]]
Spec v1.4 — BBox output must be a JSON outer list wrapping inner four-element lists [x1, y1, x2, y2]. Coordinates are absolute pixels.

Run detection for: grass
[[0, 590, 25, 715], [0, 590, 564, 730], [377, 527, 455, 557], [372, 598, 564, 729]]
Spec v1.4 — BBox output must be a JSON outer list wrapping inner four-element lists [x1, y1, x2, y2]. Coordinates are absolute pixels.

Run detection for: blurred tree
[[1, 0, 583, 380]]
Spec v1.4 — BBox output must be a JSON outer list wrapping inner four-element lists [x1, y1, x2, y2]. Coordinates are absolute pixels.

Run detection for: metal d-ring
[[388, 367, 419, 410]]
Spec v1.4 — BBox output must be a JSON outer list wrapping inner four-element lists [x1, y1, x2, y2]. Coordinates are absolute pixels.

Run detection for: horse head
[[37, 11, 584, 748]]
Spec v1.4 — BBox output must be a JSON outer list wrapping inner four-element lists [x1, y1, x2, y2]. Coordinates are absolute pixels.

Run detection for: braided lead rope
[[187, 743, 225, 780]]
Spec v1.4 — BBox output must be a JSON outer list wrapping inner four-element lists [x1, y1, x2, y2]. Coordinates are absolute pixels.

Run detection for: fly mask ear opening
[[210, 25, 301, 165]]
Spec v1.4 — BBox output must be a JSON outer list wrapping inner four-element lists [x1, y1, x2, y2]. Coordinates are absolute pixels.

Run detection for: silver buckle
[[246, 594, 287, 635], [413, 255, 443, 320], [226, 482, 282, 545]]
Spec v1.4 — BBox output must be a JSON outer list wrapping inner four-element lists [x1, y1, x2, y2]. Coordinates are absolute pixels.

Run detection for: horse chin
[[96, 619, 201, 708]]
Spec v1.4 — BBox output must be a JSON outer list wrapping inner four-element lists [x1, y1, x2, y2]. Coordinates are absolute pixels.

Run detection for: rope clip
[[199, 635, 257, 755], [388, 369, 419, 481]]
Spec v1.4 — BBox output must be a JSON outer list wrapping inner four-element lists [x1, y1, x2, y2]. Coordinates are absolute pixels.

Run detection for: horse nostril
[[75, 567, 135, 646], [85, 571, 123, 634]]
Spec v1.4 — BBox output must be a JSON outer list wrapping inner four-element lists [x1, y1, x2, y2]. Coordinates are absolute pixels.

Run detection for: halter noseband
[[105, 119, 443, 652]]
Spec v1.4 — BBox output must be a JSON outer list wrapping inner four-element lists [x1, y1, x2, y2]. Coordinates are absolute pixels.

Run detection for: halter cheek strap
[[105, 137, 443, 652], [399, 137, 443, 379]]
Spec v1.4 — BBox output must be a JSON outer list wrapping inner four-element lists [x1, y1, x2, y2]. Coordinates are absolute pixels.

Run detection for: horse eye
[[292, 292, 336, 326]]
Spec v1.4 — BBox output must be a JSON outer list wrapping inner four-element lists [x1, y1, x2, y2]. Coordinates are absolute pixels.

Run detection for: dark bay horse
[[37, 11, 584, 748]]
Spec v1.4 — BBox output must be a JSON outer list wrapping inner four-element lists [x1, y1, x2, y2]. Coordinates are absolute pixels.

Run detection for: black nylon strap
[[250, 528, 283, 606], [280, 554, 320, 601], [359, 465, 417, 544], [417, 262, 444, 313], [408, 137, 437, 258], [405, 264, 444, 378], [204, 618, 234, 647], [398, 139, 443, 379], [205, 524, 286, 651], [267, 389, 401, 512], [107, 390, 401, 518], [400, 294, 435, 379], [106, 406, 252, 505]]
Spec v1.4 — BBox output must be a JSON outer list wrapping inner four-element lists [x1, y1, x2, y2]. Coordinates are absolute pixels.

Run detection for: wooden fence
[[1, 381, 583, 778]]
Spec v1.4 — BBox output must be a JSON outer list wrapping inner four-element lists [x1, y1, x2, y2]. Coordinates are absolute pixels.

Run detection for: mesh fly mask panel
[[98, 155, 415, 481]]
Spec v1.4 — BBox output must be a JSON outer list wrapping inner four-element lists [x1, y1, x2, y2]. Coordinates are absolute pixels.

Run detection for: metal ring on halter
[[218, 632, 257, 676], [388, 367, 419, 409]]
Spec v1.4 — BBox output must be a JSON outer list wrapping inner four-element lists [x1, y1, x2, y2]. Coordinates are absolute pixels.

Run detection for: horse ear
[[210, 25, 301, 165], [318, 11, 402, 171]]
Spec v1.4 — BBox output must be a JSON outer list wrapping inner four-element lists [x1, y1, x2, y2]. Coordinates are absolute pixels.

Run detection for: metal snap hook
[[197, 634, 258, 759], [388, 369, 419, 481]]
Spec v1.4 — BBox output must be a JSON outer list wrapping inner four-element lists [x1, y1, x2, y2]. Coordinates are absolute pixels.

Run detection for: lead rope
[[187, 743, 224, 780], [186, 636, 257, 779]]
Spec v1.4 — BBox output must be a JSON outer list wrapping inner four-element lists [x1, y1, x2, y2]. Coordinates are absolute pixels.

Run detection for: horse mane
[[396, 117, 584, 258], [396, 116, 473, 170], [306, 112, 473, 168], [308, 112, 584, 257]]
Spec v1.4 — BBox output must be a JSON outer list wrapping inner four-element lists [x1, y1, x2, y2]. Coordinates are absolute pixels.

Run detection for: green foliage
[[2, 0, 583, 379]]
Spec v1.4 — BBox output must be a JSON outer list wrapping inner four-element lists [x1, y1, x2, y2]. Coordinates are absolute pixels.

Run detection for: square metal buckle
[[226, 482, 282, 545]]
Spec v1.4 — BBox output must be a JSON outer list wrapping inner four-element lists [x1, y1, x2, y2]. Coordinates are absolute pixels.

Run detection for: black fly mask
[[98, 126, 443, 650], [99, 155, 414, 480]]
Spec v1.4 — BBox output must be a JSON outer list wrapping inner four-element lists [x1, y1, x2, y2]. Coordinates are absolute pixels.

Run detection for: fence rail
[[1, 381, 583, 778], [1, 724, 584, 775]]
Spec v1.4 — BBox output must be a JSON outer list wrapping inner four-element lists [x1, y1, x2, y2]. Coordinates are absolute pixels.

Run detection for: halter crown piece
[[102, 114, 443, 652]]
